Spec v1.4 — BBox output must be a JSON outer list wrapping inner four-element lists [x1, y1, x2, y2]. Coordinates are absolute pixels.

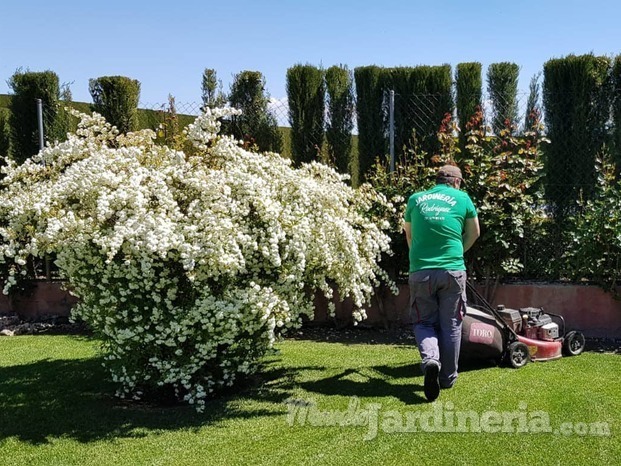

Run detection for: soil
[[1, 313, 619, 354], [0, 313, 90, 336]]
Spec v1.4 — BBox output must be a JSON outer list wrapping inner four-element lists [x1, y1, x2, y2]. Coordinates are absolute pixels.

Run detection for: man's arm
[[403, 221, 412, 249], [462, 217, 480, 253]]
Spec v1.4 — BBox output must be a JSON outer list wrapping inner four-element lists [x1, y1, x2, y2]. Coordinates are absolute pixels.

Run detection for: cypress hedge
[[543, 54, 611, 213], [405, 64, 453, 158], [354, 65, 386, 182], [201, 68, 226, 110], [8, 70, 62, 164], [384, 66, 416, 161], [487, 62, 520, 135], [228, 70, 282, 153], [355, 65, 453, 177], [524, 73, 542, 133], [325, 65, 354, 175], [613, 55, 621, 178], [89, 75, 141, 134], [455, 62, 482, 156], [0, 108, 10, 159], [286, 64, 325, 166]]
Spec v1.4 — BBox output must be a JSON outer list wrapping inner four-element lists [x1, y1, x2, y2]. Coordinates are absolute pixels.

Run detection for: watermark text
[[285, 397, 611, 441]]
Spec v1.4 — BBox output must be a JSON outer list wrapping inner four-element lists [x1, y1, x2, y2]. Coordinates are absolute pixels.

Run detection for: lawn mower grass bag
[[460, 306, 505, 363]]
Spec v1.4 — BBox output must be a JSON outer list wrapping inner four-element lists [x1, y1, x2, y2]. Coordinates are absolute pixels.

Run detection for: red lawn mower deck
[[460, 282, 586, 368]]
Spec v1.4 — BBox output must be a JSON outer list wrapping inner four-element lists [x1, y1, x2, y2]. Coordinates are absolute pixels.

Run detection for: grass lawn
[[0, 333, 619, 466]]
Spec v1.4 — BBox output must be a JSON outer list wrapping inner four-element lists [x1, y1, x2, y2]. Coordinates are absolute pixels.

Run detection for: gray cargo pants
[[409, 269, 467, 388]]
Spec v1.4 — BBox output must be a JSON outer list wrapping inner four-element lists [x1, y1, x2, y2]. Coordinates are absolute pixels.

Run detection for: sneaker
[[423, 362, 440, 402]]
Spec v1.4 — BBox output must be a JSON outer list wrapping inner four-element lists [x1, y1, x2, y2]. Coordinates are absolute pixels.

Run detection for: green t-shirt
[[404, 184, 477, 272]]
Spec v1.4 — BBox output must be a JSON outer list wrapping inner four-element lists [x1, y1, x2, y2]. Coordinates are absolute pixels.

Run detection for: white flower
[[0, 107, 394, 411]]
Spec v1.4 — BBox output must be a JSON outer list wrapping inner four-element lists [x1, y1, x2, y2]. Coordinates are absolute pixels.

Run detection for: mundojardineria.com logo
[[284, 397, 611, 441]]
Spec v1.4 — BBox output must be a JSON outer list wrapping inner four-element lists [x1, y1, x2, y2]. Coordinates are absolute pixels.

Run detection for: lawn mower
[[460, 282, 586, 368]]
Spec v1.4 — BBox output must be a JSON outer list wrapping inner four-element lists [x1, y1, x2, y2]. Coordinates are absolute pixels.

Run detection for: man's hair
[[436, 175, 457, 185]]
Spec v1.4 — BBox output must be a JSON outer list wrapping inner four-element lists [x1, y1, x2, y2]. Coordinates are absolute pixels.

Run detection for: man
[[403, 164, 480, 402]]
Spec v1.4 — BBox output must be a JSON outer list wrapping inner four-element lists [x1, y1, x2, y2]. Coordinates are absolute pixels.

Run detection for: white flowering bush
[[0, 108, 394, 410]]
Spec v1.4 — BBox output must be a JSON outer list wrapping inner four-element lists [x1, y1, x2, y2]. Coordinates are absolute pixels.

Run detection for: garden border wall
[[1, 281, 620, 338], [314, 283, 621, 339]]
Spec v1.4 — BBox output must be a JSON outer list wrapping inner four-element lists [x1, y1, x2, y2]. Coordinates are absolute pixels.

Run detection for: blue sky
[[1, 0, 620, 106]]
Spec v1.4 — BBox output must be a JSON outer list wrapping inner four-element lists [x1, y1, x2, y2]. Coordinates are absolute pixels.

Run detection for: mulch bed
[[1, 313, 620, 354], [0, 313, 90, 336]]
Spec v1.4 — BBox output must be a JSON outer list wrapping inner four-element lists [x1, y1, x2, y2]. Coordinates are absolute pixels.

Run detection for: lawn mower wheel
[[506, 341, 530, 368], [562, 330, 586, 356]]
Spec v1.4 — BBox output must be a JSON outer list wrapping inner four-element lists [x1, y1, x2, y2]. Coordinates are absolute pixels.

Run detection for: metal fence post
[[37, 98, 52, 280], [389, 90, 395, 173], [36, 98, 44, 152]]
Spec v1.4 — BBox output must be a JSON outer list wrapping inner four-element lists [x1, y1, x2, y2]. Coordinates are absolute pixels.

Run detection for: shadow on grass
[[297, 357, 508, 406], [0, 354, 299, 445], [298, 363, 429, 405], [0, 337, 507, 445]]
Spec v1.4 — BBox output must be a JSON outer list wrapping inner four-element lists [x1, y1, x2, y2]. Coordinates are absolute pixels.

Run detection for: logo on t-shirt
[[415, 193, 457, 207], [416, 193, 457, 221]]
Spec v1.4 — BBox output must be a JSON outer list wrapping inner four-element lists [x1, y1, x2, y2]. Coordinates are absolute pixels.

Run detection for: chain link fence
[[30, 89, 620, 285]]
